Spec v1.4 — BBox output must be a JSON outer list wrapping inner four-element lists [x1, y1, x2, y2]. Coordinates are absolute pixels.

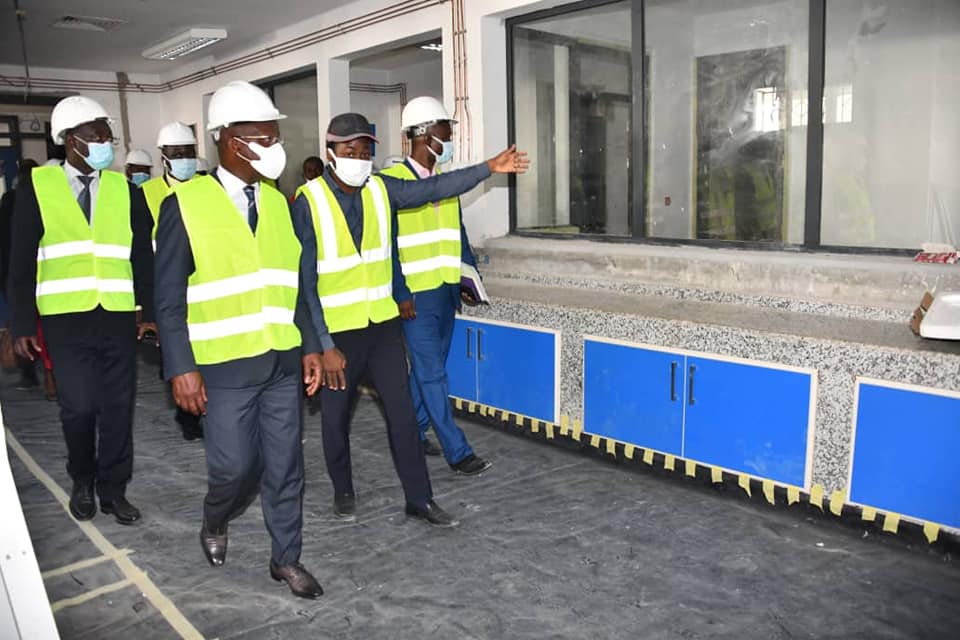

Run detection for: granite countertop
[[485, 277, 960, 357]]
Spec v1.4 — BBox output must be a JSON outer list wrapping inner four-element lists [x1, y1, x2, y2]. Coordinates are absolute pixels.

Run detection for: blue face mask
[[429, 136, 455, 165], [165, 157, 197, 182], [131, 172, 150, 186], [78, 139, 114, 171]]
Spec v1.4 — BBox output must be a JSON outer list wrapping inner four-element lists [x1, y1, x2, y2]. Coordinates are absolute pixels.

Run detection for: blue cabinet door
[[850, 383, 960, 528], [683, 356, 812, 487], [583, 340, 685, 455], [475, 321, 558, 423], [446, 318, 478, 401]]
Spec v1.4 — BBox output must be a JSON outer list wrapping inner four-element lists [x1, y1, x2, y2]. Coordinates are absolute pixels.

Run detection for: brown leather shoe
[[269, 561, 323, 599], [200, 524, 228, 567]]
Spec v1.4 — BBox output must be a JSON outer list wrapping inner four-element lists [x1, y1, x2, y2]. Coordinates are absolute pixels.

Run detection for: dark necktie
[[78, 175, 93, 223], [243, 185, 258, 233]]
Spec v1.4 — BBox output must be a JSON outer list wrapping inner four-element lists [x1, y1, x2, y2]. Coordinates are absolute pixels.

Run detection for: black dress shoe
[[405, 499, 460, 528], [69, 481, 96, 521], [422, 437, 442, 457], [200, 524, 228, 567], [100, 496, 141, 525], [333, 492, 356, 520], [270, 561, 323, 599], [450, 454, 493, 476]]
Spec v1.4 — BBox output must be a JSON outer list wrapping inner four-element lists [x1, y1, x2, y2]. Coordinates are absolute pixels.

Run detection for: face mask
[[328, 150, 372, 187], [78, 139, 114, 171], [235, 138, 287, 180], [164, 156, 197, 182], [131, 172, 150, 186], [428, 136, 455, 165]]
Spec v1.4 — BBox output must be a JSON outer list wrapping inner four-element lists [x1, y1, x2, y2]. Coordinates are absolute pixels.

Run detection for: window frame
[[505, 0, 916, 256]]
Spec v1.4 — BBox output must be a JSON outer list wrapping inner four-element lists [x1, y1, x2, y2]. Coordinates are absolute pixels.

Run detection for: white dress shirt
[[215, 165, 259, 226], [63, 161, 100, 222]]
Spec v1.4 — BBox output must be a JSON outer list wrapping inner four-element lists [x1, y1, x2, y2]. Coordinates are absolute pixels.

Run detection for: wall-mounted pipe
[[0, 0, 447, 95], [350, 81, 409, 155]]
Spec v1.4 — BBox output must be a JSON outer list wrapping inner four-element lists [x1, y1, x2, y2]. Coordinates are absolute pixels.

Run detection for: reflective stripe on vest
[[175, 175, 301, 365], [303, 176, 398, 333], [379, 162, 461, 292], [32, 166, 135, 315]]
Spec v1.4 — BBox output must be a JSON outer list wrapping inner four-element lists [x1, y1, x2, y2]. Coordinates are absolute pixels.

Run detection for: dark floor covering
[[2, 361, 959, 640]]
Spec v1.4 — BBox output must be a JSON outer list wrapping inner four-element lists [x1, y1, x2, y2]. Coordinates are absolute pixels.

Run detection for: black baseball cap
[[326, 113, 379, 143]]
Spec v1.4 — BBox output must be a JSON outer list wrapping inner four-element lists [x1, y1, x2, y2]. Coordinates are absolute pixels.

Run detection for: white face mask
[[328, 150, 372, 187], [235, 137, 287, 180]]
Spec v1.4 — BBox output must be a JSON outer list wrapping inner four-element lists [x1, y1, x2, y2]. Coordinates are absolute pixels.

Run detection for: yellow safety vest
[[301, 176, 398, 333], [174, 176, 301, 365], [380, 162, 462, 293], [140, 175, 171, 238], [32, 166, 135, 316]]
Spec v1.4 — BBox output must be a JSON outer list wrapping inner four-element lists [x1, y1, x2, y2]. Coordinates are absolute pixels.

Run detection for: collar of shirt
[[63, 160, 100, 220], [216, 165, 259, 223], [406, 155, 435, 179]]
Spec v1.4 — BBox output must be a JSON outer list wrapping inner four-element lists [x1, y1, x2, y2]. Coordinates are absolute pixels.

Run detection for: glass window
[[271, 72, 320, 197], [821, 0, 960, 249], [645, 0, 808, 243], [512, 1, 633, 236]]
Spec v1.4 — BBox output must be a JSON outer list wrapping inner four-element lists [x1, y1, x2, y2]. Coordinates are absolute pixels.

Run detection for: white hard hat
[[196, 158, 210, 172], [400, 96, 456, 132], [50, 95, 113, 145], [157, 121, 197, 147], [206, 81, 286, 137], [125, 148, 153, 167]]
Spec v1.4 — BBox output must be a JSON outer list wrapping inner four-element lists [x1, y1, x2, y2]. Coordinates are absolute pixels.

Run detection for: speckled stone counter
[[461, 277, 960, 496]]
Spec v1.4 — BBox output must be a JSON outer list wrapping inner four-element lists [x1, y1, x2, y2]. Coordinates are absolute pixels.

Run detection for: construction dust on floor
[[2, 363, 959, 640]]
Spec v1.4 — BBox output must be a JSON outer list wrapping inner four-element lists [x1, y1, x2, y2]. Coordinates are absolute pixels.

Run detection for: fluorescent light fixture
[[142, 28, 228, 61], [420, 43, 442, 52]]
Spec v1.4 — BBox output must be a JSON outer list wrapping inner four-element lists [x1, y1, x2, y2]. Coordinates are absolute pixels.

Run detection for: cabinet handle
[[477, 329, 485, 360], [688, 364, 696, 406], [466, 327, 474, 359], [670, 361, 678, 401]]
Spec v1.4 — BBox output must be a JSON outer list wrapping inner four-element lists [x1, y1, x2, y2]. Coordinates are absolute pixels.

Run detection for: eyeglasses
[[236, 135, 284, 147], [74, 135, 119, 146]]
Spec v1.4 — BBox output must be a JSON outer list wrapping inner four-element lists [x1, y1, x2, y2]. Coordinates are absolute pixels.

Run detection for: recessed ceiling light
[[52, 15, 126, 32], [142, 28, 228, 61]]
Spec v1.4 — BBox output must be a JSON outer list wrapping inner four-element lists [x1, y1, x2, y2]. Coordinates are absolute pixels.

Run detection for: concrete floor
[[2, 362, 960, 640]]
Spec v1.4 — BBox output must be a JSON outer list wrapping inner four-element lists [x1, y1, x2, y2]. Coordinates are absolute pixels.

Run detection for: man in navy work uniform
[[291, 111, 528, 526], [154, 81, 324, 599], [381, 96, 491, 475], [8, 95, 156, 525]]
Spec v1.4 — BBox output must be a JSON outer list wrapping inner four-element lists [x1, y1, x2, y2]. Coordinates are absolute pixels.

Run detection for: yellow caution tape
[[685, 460, 696, 477], [488, 405, 497, 417], [809, 484, 824, 510], [664, 455, 675, 471], [559, 415, 569, 436], [545, 422, 555, 439], [829, 490, 844, 517], [624, 445, 635, 460], [606, 438, 616, 455], [571, 419, 582, 442], [531, 420, 541, 433], [711, 467, 723, 484], [590, 434, 601, 448], [468, 402, 476, 413], [861, 507, 877, 522], [738, 474, 752, 497], [642, 449, 654, 465], [882, 512, 900, 534], [514, 413, 523, 427], [454, 398, 463, 410], [762, 480, 775, 505], [500, 410, 509, 422], [787, 486, 800, 506], [923, 522, 940, 544]]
